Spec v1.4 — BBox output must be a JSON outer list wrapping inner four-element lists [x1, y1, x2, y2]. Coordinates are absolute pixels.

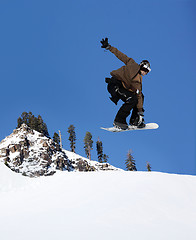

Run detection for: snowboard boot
[[129, 115, 146, 128], [113, 121, 128, 130], [129, 114, 139, 126], [137, 120, 146, 128], [129, 117, 138, 126]]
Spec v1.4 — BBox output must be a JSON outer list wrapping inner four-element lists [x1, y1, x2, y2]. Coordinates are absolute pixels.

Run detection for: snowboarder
[[101, 38, 151, 130]]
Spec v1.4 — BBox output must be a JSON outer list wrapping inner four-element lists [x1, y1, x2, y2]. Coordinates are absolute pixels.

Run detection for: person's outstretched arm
[[109, 46, 131, 65], [100, 38, 131, 64]]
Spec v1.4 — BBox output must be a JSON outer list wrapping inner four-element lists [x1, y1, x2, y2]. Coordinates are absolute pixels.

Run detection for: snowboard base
[[101, 123, 159, 132]]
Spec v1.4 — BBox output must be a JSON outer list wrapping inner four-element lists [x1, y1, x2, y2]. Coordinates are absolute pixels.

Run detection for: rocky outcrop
[[0, 124, 70, 177], [74, 158, 96, 172], [0, 124, 120, 177]]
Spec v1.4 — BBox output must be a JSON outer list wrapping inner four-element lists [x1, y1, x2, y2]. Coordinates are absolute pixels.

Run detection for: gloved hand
[[138, 111, 144, 117], [100, 38, 111, 50], [137, 111, 145, 128]]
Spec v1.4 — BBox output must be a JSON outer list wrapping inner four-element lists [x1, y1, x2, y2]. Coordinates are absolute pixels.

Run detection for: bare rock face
[[10, 145, 16, 153], [0, 124, 120, 177], [0, 124, 71, 177], [74, 158, 96, 172]]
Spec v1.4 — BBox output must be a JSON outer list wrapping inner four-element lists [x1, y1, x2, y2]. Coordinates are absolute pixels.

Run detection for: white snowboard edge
[[101, 123, 159, 132]]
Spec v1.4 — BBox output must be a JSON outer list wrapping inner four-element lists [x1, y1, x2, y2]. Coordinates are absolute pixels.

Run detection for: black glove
[[138, 111, 144, 117], [137, 111, 145, 128], [100, 38, 111, 50]]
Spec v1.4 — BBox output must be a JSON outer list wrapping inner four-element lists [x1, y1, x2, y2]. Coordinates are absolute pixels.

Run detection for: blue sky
[[0, 0, 195, 175]]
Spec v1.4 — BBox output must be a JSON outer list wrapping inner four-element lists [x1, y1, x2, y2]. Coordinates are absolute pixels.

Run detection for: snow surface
[[0, 163, 196, 240], [0, 128, 46, 149]]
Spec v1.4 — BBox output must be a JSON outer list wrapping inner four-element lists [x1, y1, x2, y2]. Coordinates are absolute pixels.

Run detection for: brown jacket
[[109, 46, 143, 111]]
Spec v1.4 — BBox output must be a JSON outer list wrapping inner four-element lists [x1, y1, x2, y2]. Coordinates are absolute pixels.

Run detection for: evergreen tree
[[84, 132, 93, 160], [125, 150, 137, 171], [28, 112, 33, 124], [16, 112, 49, 137], [28, 112, 37, 130], [103, 154, 109, 163], [21, 112, 29, 125], [37, 115, 44, 133], [68, 125, 76, 153], [42, 122, 50, 138], [37, 115, 49, 138], [53, 132, 60, 145], [146, 162, 152, 172], [96, 138, 109, 163], [96, 138, 103, 163], [17, 117, 23, 128]]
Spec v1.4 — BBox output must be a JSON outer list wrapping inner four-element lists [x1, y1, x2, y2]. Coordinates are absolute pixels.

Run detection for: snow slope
[[0, 163, 196, 240]]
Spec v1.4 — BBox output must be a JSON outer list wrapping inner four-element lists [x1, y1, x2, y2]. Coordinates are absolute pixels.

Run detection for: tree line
[[17, 112, 151, 171], [54, 126, 109, 164], [17, 112, 49, 138], [125, 150, 151, 172]]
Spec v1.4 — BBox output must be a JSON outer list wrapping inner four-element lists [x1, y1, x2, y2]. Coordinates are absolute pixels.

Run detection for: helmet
[[140, 60, 151, 72]]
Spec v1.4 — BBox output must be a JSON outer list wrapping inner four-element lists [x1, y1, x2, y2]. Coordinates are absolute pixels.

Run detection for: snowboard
[[101, 123, 159, 132]]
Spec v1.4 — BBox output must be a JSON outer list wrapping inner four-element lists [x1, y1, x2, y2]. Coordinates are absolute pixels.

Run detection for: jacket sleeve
[[136, 93, 143, 112], [131, 78, 143, 111], [109, 46, 131, 65]]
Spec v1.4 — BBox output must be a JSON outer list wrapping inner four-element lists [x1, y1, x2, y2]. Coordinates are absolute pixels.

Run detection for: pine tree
[[28, 112, 33, 125], [37, 115, 49, 138], [16, 112, 49, 137], [84, 132, 93, 160], [146, 162, 152, 172], [53, 132, 60, 145], [17, 112, 29, 128], [68, 125, 76, 153], [96, 138, 103, 163], [21, 112, 29, 125], [42, 122, 50, 138], [37, 115, 44, 133], [125, 150, 137, 171], [96, 138, 109, 163], [17, 117, 23, 128], [103, 154, 109, 163], [28, 112, 37, 130]]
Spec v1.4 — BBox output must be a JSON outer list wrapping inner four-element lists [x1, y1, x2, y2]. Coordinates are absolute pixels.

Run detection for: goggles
[[141, 64, 151, 72]]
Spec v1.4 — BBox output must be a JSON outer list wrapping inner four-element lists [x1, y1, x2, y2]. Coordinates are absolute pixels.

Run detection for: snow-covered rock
[[0, 124, 120, 177]]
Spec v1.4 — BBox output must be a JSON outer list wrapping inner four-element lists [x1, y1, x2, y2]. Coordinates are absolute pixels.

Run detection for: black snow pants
[[114, 85, 138, 124]]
